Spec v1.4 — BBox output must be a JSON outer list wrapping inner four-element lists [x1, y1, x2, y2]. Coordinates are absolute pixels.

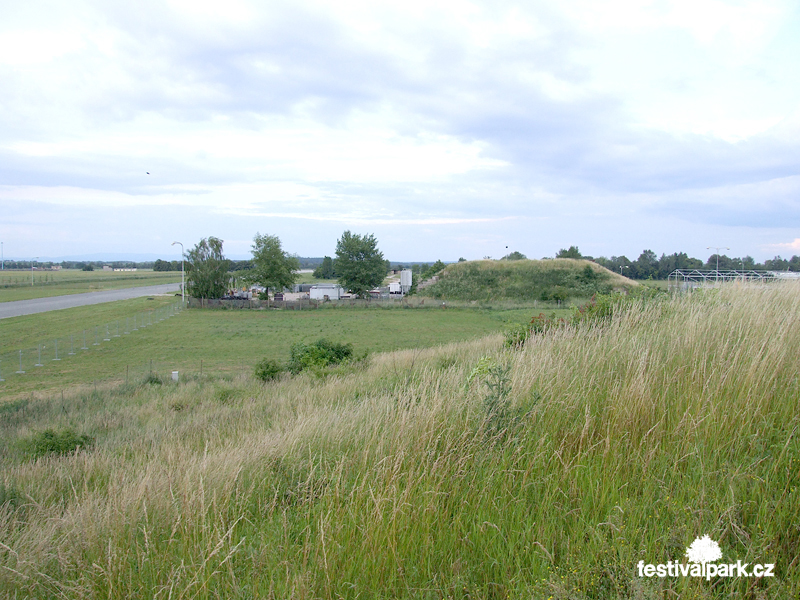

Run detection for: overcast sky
[[2, 0, 799, 262]]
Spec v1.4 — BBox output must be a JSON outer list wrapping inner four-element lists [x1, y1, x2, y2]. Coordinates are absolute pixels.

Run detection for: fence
[[187, 297, 502, 310], [107, 357, 261, 386], [0, 300, 184, 383]]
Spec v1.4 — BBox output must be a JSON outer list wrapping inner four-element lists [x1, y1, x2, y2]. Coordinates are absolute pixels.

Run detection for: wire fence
[[0, 300, 185, 383], [110, 356, 260, 386], [187, 296, 559, 310]]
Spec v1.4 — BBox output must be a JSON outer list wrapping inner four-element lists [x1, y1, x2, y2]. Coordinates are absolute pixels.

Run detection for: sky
[[1, 0, 799, 263]]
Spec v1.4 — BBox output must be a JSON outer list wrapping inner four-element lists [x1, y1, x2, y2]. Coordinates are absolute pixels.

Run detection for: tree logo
[[685, 535, 723, 564], [639, 534, 774, 580]]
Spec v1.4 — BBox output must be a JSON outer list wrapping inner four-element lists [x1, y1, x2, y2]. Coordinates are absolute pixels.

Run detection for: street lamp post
[[31, 257, 39, 286], [172, 242, 185, 304], [707, 246, 729, 282]]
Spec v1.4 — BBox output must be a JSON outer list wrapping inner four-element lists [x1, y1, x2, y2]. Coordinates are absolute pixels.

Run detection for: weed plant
[[253, 358, 283, 382], [18, 427, 94, 459], [288, 338, 356, 374]]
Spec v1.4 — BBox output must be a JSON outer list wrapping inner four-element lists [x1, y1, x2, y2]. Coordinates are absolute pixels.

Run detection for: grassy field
[[639, 279, 670, 290], [295, 271, 337, 285], [0, 300, 548, 399], [424, 258, 637, 302], [0, 282, 797, 598], [0, 269, 181, 302]]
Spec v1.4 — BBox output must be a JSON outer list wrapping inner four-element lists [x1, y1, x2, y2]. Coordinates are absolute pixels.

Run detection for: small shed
[[310, 284, 344, 300]]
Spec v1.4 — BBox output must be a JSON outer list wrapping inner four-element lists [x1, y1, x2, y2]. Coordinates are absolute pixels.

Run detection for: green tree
[[556, 246, 582, 259], [422, 260, 447, 280], [186, 237, 230, 299], [153, 259, 172, 272], [313, 256, 335, 279], [249, 233, 299, 300], [764, 255, 789, 271], [334, 231, 387, 298], [501, 251, 527, 261], [635, 249, 659, 279]]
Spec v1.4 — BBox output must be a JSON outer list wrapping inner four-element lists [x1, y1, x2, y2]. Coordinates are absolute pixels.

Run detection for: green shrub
[[503, 323, 531, 348], [288, 339, 354, 374], [142, 373, 163, 386], [0, 481, 23, 508], [507, 291, 634, 349], [20, 428, 94, 459], [254, 358, 283, 382]]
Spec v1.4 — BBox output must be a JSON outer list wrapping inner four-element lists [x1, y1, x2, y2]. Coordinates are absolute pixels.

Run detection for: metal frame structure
[[667, 269, 780, 291]]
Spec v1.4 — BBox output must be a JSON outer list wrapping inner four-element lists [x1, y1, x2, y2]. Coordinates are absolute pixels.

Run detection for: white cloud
[[0, 28, 86, 66], [767, 238, 800, 252], [1, 0, 799, 261]]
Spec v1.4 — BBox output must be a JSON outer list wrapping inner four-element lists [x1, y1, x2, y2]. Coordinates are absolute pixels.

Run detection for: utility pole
[[172, 241, 185, 305], [707, 246, 729, 282]]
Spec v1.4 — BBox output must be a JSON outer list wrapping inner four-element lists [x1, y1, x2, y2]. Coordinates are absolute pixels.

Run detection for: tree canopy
[[313, 256, 336, 279], [334, 231, 386, 298], [186, 237, 230, 299], [556, 246, 582, 259], [248, 233, 299, 296], [422, 260, 447, 280]]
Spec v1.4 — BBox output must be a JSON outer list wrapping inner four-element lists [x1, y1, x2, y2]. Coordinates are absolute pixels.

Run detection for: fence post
[[35, 344, 43, 367], [54, 339, 60, 361], [93, 326, 100, 345], [17, 350, 25, 373], [69, 334, 76, 355], [82, 330, 88, 350]]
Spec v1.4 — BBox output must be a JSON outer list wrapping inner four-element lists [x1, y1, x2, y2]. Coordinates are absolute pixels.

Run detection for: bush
[[20, 428, 94, 459], [142, 373, 163, 386], [288, 339, 354, 374], [254, 358, 283, 382], [0, 481, 23, 508], [503, 323, 531, 348]]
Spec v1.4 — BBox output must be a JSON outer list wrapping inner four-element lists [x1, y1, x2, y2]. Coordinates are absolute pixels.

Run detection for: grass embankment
[[0, 270, 181, 302], [1, 283, 798, 598], [424, 259, 636, 302], [0, 302, 541, 399]]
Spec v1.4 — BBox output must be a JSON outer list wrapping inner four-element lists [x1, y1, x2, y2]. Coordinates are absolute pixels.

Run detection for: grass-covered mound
[[423, 258, 636, 302], [0, 283, 798, 599]]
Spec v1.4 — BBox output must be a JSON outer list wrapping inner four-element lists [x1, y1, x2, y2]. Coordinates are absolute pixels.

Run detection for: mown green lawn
[[0, 301, 555, 399], [0, 269, 181, 302]]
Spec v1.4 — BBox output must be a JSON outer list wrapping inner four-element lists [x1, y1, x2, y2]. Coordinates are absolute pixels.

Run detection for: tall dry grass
[[0, 283, 798, 599]]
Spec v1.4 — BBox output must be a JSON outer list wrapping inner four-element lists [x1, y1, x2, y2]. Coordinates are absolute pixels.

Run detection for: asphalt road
[[0, 284, 181, 320]]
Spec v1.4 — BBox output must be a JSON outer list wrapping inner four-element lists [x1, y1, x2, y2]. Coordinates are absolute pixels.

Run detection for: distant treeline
[[1, 260, 143, 270], [553, 247, 800, 280], [3, 251, 797, 280]]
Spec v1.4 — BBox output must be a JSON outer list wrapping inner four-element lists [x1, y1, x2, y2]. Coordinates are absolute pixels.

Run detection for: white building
[[309, 283, 345, 300]]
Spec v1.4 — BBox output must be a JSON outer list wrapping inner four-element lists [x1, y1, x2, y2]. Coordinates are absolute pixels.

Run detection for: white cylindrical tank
[[400, 269, 412, 287]]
